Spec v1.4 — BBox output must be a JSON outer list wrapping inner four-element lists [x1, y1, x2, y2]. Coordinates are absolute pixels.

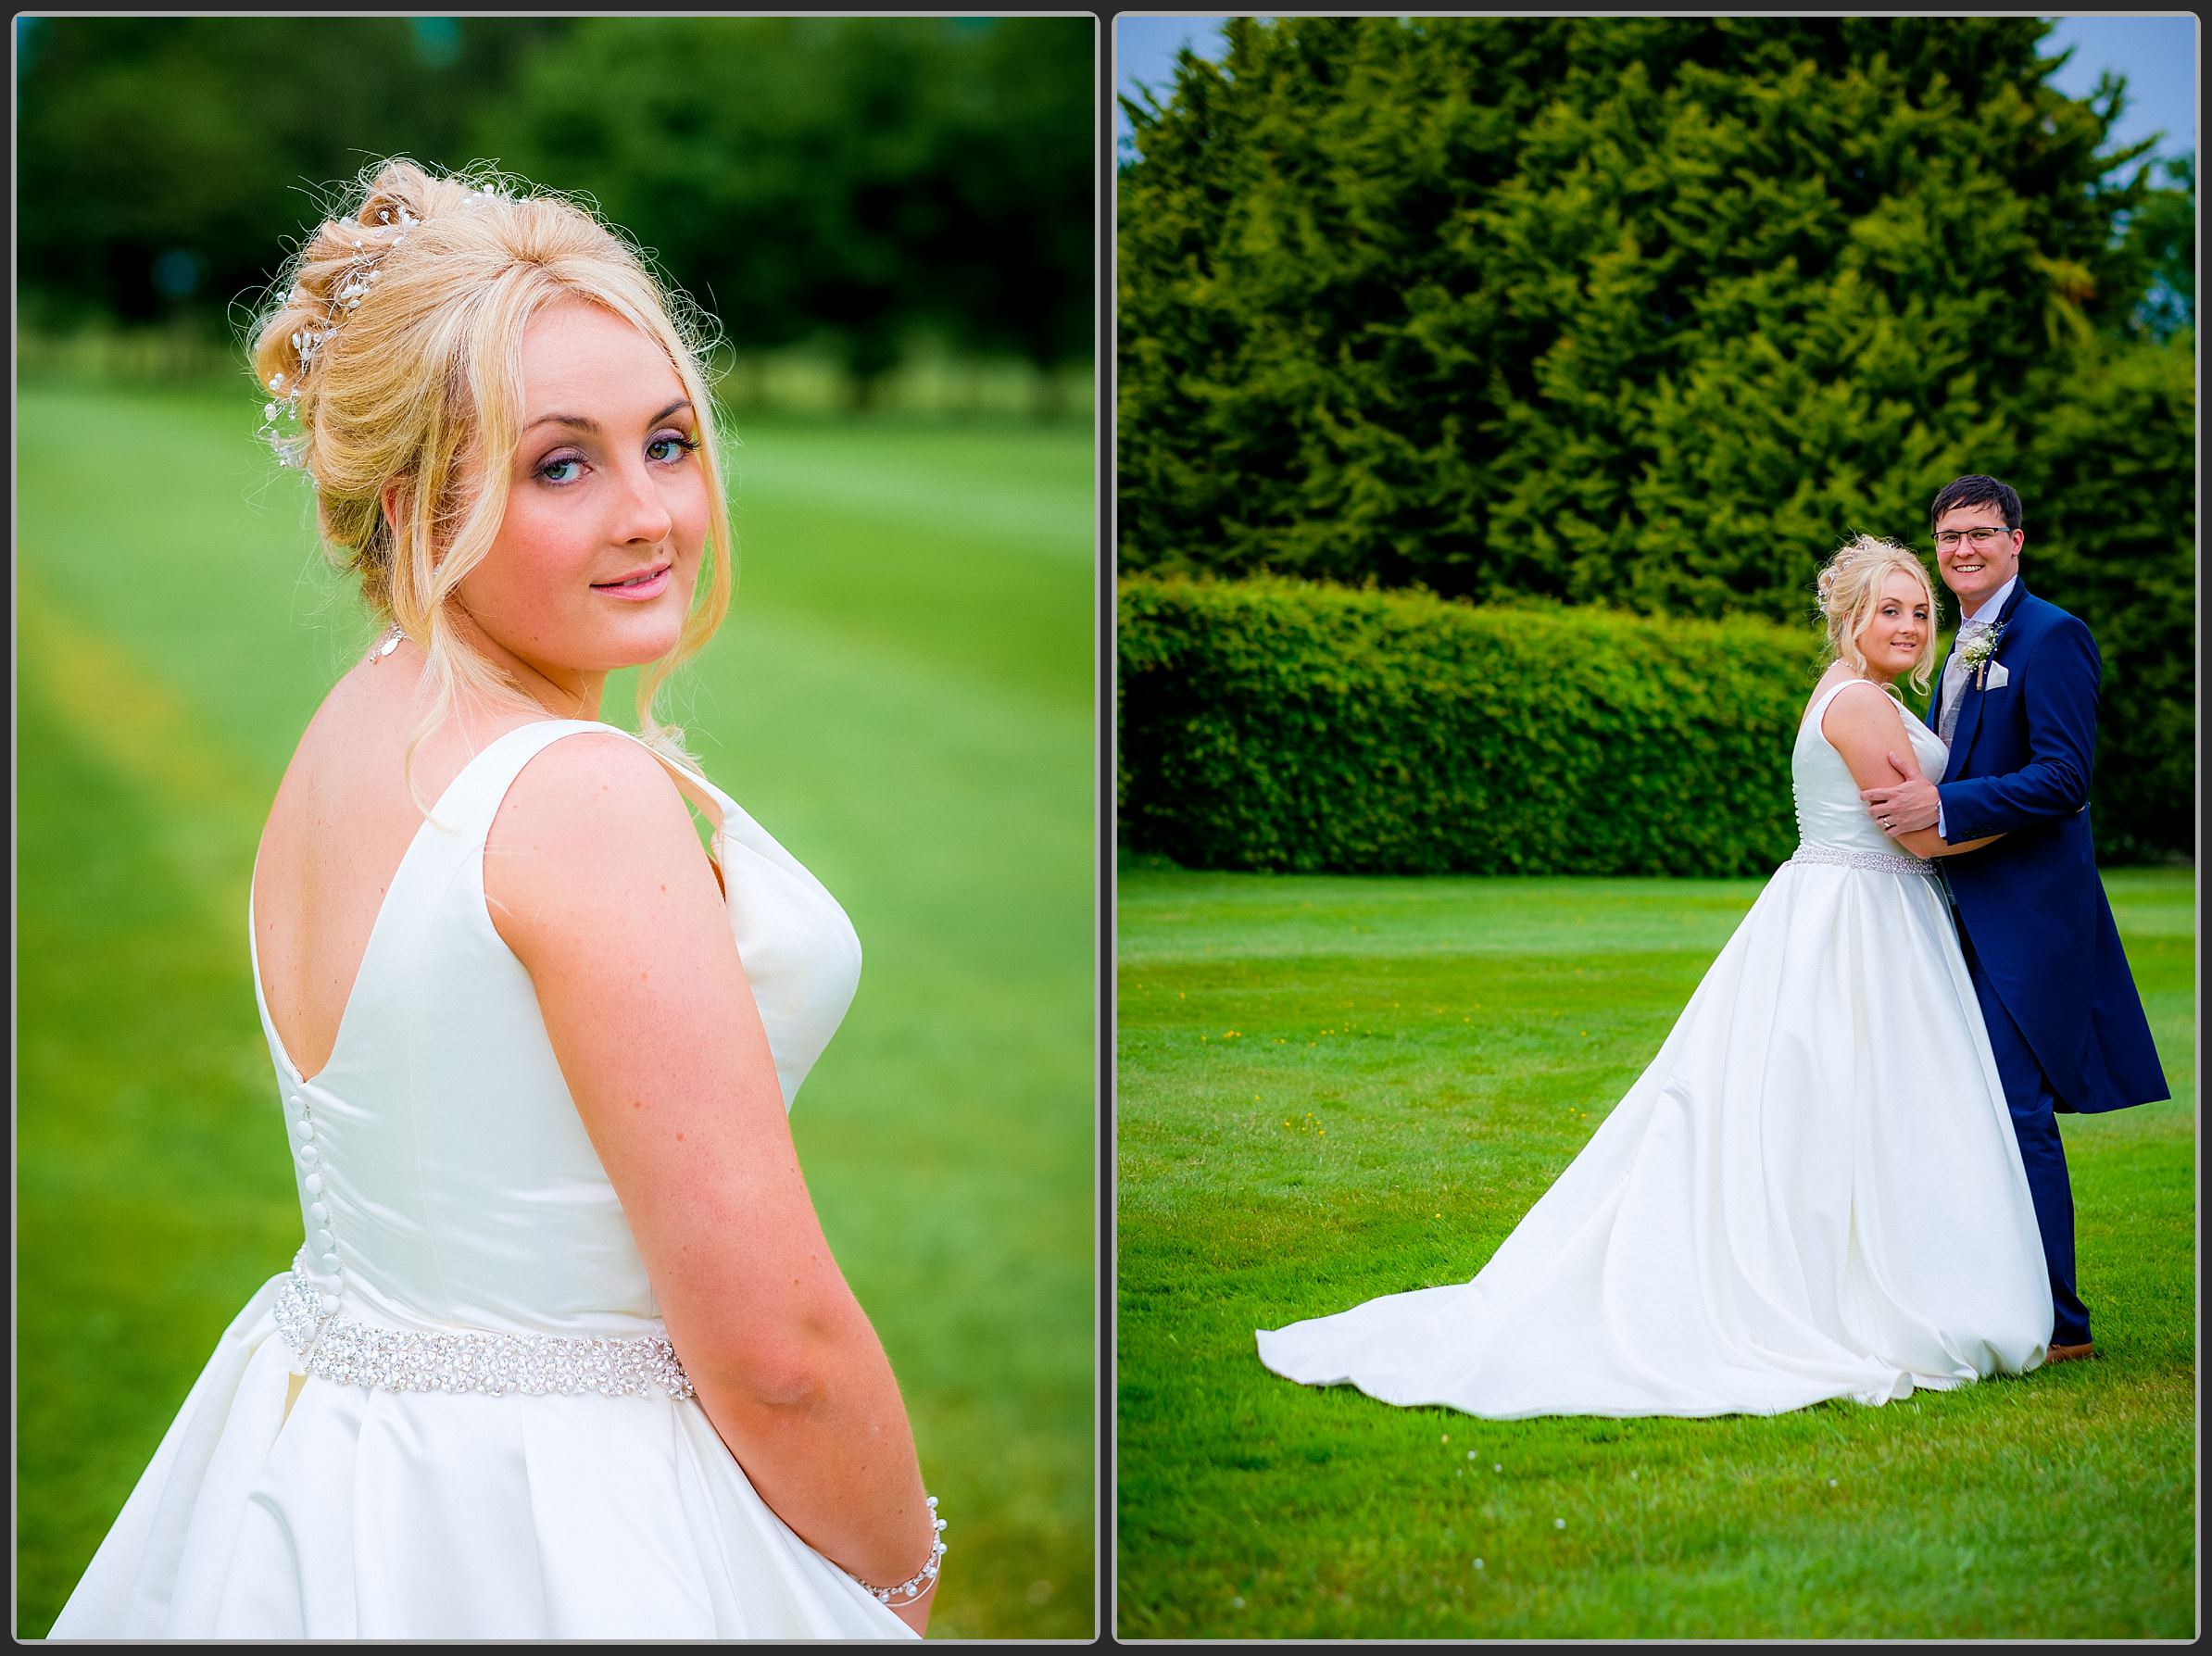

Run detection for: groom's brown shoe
[[2046, 1340, 2095, 1363]]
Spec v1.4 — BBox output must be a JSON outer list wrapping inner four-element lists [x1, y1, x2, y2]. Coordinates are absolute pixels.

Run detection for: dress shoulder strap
[[1803, 674, 1899, 731], [423, 719, 733, 855]]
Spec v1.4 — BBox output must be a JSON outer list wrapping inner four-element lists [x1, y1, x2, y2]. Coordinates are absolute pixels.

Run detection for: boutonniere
[[1958, 621, 2007, 688]]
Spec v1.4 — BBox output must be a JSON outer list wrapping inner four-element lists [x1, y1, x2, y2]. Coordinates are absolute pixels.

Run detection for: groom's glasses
[[1933, 526, 2017, 550]]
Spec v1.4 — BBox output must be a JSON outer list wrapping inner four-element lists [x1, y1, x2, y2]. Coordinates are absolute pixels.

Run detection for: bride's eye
[[647, 433, 699, 465], [536, 453, 584, 485]]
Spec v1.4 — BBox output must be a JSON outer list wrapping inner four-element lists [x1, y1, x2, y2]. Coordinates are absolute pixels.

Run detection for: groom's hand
[[1860, 751, 1941, 835]]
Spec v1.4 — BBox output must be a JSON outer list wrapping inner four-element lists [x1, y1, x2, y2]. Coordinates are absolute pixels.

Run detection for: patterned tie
[[1937, 620, 1987, 748]]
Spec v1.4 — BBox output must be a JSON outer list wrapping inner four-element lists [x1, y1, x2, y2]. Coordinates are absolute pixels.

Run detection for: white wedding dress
[[1256, 678, 2051, 1417], [51, 719, 916, 1638]]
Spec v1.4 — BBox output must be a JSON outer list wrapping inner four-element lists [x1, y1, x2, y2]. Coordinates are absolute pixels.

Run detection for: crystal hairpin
[[258, 204, 419, 472]]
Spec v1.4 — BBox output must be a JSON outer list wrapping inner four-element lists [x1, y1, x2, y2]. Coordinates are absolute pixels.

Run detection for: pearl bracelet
[[863, 1496, 947, 1607]]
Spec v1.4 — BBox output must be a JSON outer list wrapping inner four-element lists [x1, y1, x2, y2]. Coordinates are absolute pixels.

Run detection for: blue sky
[[1114, 14, 2197, 169]]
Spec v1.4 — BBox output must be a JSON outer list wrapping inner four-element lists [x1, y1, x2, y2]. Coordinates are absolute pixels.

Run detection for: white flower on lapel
[[1958, 621, 2007, 688]]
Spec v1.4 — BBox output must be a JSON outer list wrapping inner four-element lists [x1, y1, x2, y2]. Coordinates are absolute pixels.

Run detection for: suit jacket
[[1932, 577, 2168, 1113]]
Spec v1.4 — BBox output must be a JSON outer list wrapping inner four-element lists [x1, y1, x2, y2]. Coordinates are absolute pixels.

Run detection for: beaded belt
[[272, 1261, 695, 1400], [1787, 843, 1940, 879]]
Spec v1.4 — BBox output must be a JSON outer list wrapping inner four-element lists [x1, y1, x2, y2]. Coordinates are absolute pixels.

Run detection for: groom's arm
[[1933, 615, 2101, 842], [1831, 699, 2002, 859]]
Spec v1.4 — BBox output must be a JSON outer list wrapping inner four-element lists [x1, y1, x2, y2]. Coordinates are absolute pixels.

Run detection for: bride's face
[[454, 298, 710, 681], [1854, 571, 1930, 683]]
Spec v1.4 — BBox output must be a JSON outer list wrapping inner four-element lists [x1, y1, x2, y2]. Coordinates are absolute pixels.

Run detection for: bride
[[1257, 535, 2053, 1417], [52, 160, 941, 1637]]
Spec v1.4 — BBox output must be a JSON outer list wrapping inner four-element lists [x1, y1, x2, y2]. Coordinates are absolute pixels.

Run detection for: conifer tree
[[1120, 16, 2153, 608], [1118, 16, 2191, 855]]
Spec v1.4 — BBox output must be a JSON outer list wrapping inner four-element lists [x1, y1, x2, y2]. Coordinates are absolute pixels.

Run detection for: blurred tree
[[16, 17, 567, 332], [1118, 16, 2192, 855], [476, 16, 1091, 411], [928, 19, 1097, 412], [18, 16, 1090, 411]]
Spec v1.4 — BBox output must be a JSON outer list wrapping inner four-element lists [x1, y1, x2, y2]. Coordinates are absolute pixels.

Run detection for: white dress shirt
[[1935, 571, 2017, 838], [1958, 573, 2018, 637]]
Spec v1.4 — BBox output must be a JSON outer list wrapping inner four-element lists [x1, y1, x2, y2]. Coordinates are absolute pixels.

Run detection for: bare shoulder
[[1807, 671, 1898, 737], [277, 648, 541, 812], [1820, 675, 1906, 731], [1820, 678, 1917, 786], [484, 730, 721, 961], [268, 662, 381, 804], [262, 662, 492, 864], [495, 727, 687, 834]]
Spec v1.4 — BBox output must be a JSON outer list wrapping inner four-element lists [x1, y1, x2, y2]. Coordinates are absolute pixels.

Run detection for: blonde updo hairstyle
[[249, 158, 731, 801], [1815, 533, 1938, 696]]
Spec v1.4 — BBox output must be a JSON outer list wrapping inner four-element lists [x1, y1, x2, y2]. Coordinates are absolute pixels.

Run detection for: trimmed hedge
[[1118, 574, 1832, 877]]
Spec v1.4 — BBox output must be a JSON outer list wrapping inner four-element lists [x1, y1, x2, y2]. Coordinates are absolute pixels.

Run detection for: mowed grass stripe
[[1116, 867, 2194, 1638], [725, 419, 1097, 561], [16, 675, 308, 1632], [1117, 871, 1773, 964], [675, 415, 1096, 717], [16, 561, 270, 922]]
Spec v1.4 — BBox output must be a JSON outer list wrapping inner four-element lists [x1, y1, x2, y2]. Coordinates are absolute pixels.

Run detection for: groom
[[1861, 474, 2168, 1363]]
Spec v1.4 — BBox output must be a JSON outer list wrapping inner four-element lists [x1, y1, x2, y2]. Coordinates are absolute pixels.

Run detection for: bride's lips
[[591, 561, 672, 600]]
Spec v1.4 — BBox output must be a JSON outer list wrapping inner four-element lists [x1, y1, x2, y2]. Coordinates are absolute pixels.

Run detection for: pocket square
[[1983, 660, 2009, 690]]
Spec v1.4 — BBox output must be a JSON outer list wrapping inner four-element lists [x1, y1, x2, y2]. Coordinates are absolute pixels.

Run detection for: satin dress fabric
[[1255, 678, 2052, 1419], [51, 719, 913, 1638]]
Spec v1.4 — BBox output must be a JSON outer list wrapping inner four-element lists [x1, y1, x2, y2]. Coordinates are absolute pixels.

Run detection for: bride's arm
[[485, 733, 936, 1633], [1822, 686, 2002, 859]]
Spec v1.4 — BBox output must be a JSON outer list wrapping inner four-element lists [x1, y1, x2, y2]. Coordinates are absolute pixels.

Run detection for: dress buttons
[[304, 1173, 324, 1196], [315, 1228, 335, 1250], [297, 1142, 319, 1165], [291, 1118, 315, 1145], [308, 1201, 329, 1223], [320, 1252, 341, 1273]]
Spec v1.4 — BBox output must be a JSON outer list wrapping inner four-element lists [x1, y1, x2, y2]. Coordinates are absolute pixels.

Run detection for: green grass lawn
[[14, 381, 1097, 1638], [1116, 864, 2196, 1638]]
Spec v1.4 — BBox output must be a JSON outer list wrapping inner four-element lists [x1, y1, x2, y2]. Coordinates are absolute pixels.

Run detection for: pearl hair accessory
[[258, 202, 418, 472], [258, 179, 523, 475], [860, 1497, 947, 1608]]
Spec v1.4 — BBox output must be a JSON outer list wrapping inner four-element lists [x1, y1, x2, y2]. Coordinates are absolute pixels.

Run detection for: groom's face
[[1932, 504, 2022, 615]]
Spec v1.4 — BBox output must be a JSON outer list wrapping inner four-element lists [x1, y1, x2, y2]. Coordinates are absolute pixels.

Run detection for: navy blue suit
[[1932, 577, 2168, 1345]]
